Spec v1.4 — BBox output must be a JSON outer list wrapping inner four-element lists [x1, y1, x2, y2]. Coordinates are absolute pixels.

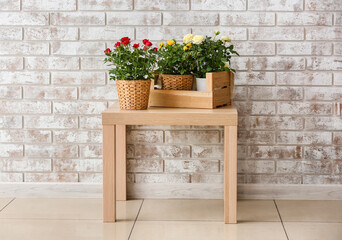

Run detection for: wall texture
[[0, 0, 342, 197]]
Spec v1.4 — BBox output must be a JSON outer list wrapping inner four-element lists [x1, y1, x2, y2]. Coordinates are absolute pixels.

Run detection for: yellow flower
[[183, 34, 194, 44], [183, 46, 188, 51], [186, 43, 192, 48], [214, 30, 220, 35], [192, 35, 205, 45], [159, 42, 164, 47], [224, 62, 230, 68], [167, 40, 175, 46], [220, 36, 231, 42]]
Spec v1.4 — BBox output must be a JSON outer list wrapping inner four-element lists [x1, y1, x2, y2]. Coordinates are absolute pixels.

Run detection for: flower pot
[[195, 77, 207, 91], [160, 74, 194, 90], [116, 80, 151, 110]]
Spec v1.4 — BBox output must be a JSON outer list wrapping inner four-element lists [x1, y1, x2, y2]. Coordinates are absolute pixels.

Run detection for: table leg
[[116, 125, 126, 201], [224, 125, 237, 224], [103, 125, 116, 222]]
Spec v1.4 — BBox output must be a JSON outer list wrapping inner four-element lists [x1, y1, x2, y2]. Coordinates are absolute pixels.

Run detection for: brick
[[127, 159, 163, 173], [51, 12, 105, 26], [79, 173, 102, 183], [127, 130, 163, 144], [25, 27, 78, 40], [192, 0, 245, 10], [192, 145, 223, 159], [0, 116, 22, 128], [277, 160, 332, 174], [26, 57, 79, 70], [0, 144, 23, 157], [79, 0, 132, 10], [191, 174, 223, 183], [336, 13, 342, 25], [0, 101, 50, 114], [234, 42, 275, 56], [249, 116, 304, 130], [278, 102, 332, 115], [234, 72, 275, 85], [136, 27, 191, 41], [334, 132, 342, 145], [0, 0, 20, 10], [79, 116, 102, 129], [0, 130, 51, 143], [277, 72, 332, 86], [277, 42, 332, 56], [80, 86, 117, 100], [247, 175, 301, 184], [0, 57, 22, 70], [22, 0, 76, 11], [81, 57, 109, 70], [249, 27, 303, 40], [230, 57, 249, 70], [233, 86, 247, 100], [249, 86, 303, 100], [26, 144, 78, 158], [303, 175, 342, 184], [307, 57, 342, 70], [24, 173, 78, 182], [134, 145, 190, 159], [0, 86, 21, 99], [135, 173, 190, 183], [306, 27, 342, 40], [238, 131, 275, 144], [165, 130, 219, 144], [249, 0, 303, 11], [52, 42, 104, 56], [53, 159, 102, 172], [53, 101, 106, 115], [54, 130, 101, 144], [304, 146, 342, 160], [277, 131, 331, 145], [306, 117, 342, 130], [127, 145, 134, 158], [192, 27, 247, 41], [335, 43, 342, 55], [163, 12, 218, 26], [0, 72, 49, 85], [80, 144, 102, 158], [107, 12, 161, 25], [0, 27, 22, 40], [305, 87, 342, 101], [0, 173, 23, 182], [0, 159, 51, 172], [52, 72, 105, 85], [306, 0, 342, 10], [250, 102, 276, 115], [250, 57, 305, 70], [333, 160, 342, 174], [238, 160, 275, 174], [278, 13, 332, 25], [80, 27, 134, 40], [135, 0, 188, 10], [0, 13, 48, 25], [0, 42, 49, 55], [165, 160, 219, 173], [25, 116, 77, 129], [335, 73, 342, 85], [23, 86, 77, 100], [249, 146, 302, 159], [220, 13, 274, 26]]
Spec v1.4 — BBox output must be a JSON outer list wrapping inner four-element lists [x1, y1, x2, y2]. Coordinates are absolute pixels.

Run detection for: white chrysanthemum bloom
[[183, 34, 194, 44], [224, 62, 230, 68], [220, 36, 231, 42], [214, 30, 220, 35], [192, 35, 205, 44]]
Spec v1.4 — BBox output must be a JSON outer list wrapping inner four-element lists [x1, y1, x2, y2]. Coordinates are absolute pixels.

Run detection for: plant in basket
[[156, 40, 196, 90], [188, 31, 239, 91], [104, 37, 157, 110]]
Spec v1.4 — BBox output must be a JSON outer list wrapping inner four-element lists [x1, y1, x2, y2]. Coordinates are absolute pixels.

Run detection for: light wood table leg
[[103, 125, 116, 222], [116, 125, 126, 201], [224, 125, 237, 224]]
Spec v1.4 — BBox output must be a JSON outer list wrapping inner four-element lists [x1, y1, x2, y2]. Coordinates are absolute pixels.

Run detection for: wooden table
[[102, 102, 238, 224]]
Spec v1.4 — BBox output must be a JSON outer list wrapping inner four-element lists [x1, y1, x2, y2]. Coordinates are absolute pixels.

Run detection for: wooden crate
[[149, 71, 234, 109]]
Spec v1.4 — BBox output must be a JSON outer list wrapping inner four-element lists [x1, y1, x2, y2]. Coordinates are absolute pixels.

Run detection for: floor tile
[[0, 198, 13, 211], [138, 199, 279, 222], [276, 200, 342, 222], [130, 221, 287, 240], [0, 219, 133, 240], [284, 222, 342, 240], [0, 198, 142, 220]]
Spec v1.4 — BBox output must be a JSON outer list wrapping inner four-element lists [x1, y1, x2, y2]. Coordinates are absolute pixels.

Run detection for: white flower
[[183, 34, 194, 44], [192, 35, 205, 45], [224, 62, 230, 68], [214, 30, 220, 35], [220, 35, 231, 42]]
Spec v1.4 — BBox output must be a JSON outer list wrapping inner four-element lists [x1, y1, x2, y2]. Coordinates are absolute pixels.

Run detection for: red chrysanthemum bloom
[[133, 43, 139, 48], [142, 39, 149, 45], [146, 41, 152, 47], [104, 48, 111, 53], [115, 42, 121, 47], [153, 47, 158, 52], [120, 37, 130, 43]]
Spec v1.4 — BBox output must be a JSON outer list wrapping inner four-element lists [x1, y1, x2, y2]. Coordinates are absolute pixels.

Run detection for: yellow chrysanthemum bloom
[[183, 34, 194, 44], [192, 35, 205, 45], [186, 43, 192, 48], [220, 36, 231, 42], [159, 42, 164, 47], [167, 40, 175, 46], [183, 46, 188, 51]]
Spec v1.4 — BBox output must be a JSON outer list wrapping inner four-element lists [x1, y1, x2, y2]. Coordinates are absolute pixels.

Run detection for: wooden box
[[149, 71, 234, 109]]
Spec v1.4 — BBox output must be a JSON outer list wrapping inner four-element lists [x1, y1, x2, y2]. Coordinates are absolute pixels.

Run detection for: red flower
[[153, 47, 158, 52], [133, 43, 139, 48], [121, 37, 130, 43], [104, 48, 111, 53], [115, 42, 121, 47], [143, 39, 149, 45], [146, 41, 152, 47], [143, 46, 146, 51]]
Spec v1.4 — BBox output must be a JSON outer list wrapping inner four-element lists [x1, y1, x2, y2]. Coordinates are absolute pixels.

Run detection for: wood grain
[[116, 124, 126, 201]]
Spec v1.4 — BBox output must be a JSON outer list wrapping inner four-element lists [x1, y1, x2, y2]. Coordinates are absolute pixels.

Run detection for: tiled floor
[[0, 198, 341, 240]]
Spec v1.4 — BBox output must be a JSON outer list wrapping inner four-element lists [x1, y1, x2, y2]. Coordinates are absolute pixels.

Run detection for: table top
[[102, 101, 237, 126]]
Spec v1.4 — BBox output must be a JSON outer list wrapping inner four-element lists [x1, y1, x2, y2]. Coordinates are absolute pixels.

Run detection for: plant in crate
[[156, 40, 196, 90], [104, 37, 157, 110]]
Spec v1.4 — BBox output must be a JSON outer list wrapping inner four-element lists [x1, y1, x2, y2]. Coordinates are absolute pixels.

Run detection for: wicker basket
[[160, 74, 194, 90], [116, 80, 151, 110]]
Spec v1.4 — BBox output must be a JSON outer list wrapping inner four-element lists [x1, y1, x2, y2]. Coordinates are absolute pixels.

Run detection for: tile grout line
[[128, 199, 144, 240], [273, 200, 290, 240], [0, 198, 16, 213]]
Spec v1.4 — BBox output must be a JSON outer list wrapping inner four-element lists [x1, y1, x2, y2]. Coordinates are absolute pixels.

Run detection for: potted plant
[[104, 37, 157, 110], [156, 40, 195, 90], [189, 31, 239, 91]]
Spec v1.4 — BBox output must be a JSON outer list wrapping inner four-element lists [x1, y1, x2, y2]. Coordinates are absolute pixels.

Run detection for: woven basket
[[116, 80, 151, 110], [160, 74, 194, 90]]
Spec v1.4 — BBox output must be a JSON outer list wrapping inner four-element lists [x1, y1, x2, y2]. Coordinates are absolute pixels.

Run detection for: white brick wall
[[0, 0, 341, 193]]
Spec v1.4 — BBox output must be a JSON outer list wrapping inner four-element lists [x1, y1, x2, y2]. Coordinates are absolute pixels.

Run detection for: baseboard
[[1, 183, 342, 200]]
